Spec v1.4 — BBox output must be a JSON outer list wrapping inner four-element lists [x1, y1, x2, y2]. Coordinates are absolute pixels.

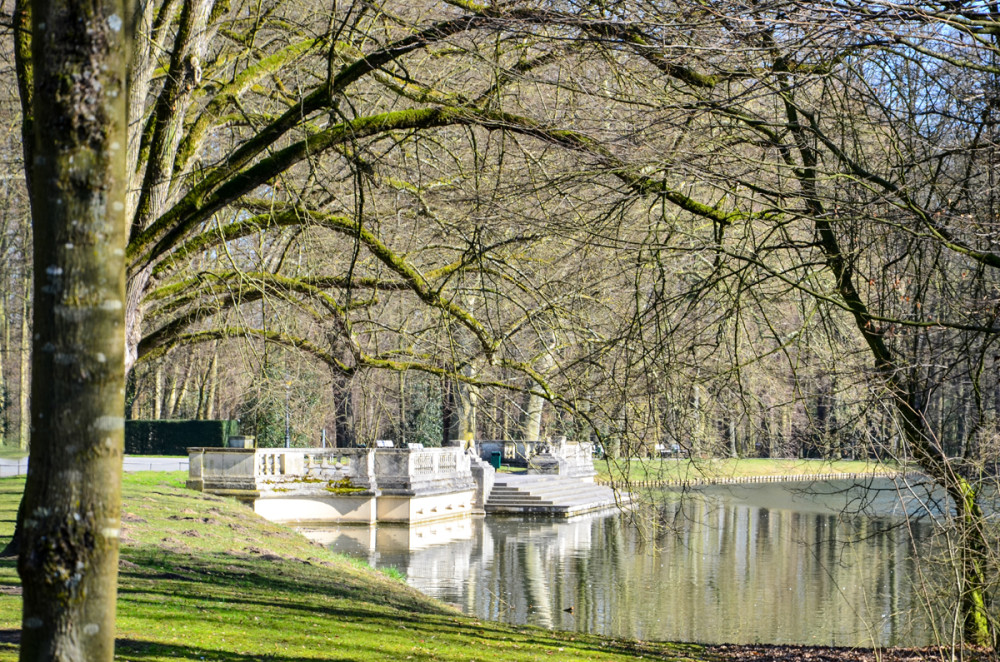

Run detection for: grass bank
[[0, 472, 706, 662], [594, 457, 897, 484]]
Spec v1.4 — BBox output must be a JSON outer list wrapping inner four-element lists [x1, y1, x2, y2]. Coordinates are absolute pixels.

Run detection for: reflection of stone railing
[[188, 446, 474, 496]]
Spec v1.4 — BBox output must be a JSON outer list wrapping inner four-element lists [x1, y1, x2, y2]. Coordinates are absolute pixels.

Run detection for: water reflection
[[307, 479, 942, 646]]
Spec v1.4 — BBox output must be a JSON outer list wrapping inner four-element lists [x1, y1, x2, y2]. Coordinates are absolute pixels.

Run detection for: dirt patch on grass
[[242, 545, 283, 561]]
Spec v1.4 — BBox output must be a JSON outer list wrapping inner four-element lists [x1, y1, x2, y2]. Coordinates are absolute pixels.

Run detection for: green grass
[[0, 447, 26, 461], [594, 457, 897, 484], [0, 472, 707, 662]]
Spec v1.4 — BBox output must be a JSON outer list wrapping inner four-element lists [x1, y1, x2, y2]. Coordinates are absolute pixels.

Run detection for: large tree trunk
[[332, 374, 354, 447], [445, 372, 479, 447], [17, 0, 129, 658], [520, 390, 544, 442]]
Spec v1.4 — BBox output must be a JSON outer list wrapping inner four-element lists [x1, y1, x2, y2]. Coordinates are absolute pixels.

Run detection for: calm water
[[306, 479, 954, 646]]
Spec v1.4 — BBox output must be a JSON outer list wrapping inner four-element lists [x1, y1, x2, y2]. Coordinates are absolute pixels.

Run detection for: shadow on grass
[[0, 633, 363, 662], [120, 547, 447, 612], [0, 546, 706, 662], [117, 638, 363, 662], [111, 548, 704, 662]]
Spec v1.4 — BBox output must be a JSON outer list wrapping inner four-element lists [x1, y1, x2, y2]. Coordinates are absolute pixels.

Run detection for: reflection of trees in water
[[359, 484, 938, 645], [641, 492, 931, 646], [489, 491, 930, 645], [518, 540, 553, 629]]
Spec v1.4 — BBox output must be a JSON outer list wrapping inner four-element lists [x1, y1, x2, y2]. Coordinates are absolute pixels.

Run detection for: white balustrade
[[190, 445, 476, 499]]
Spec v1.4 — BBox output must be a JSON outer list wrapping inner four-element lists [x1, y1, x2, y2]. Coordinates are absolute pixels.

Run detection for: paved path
[[0, 456, 189, 477]]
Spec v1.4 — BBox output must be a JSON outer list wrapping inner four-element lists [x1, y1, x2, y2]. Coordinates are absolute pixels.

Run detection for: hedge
[[125, 419, 240, 455]]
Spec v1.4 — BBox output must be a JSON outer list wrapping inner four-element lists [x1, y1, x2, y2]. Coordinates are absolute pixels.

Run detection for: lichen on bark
[[18, 0, 130, 660]]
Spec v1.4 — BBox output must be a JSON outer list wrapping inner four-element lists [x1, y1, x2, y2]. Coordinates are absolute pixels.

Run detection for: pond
[[304, 478, 966, 647]]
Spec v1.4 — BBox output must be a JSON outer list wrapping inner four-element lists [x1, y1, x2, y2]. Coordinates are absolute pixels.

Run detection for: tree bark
[[153, 363, 162, 418], [18, 273, 29, 451], [17, 0, 128, 658], [441, 377, 455, 447], [520, 390, 544, 442], [332, 374, 354, 447], [203, 348, 218, 419], [0, 289, 8, 442]]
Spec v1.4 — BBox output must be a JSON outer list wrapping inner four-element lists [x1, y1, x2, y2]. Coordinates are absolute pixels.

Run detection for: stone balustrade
[[187, 441, 595, 526], [477, 438, 596, 480], [256, 447, 378, 492], [375, 448, 472, 495], [187, 446, 479, 525]]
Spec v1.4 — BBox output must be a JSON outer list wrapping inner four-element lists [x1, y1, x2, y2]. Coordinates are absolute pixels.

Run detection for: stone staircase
[[485, 475, 628, 517]]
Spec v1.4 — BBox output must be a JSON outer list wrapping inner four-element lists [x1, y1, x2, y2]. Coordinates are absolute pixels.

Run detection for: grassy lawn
[[0, 448, 26, 461], [594, 457, 897, 484], [0, 472, 706, 662]]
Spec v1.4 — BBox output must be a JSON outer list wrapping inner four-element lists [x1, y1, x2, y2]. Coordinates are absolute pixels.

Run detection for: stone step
[[485, 476, 627, 517], [494, 477, 587, 486], [492, 481, 614, 496], [486, 495, 551, 504], [494, 485, 613, 501], [486, 499, 558, 508], [489, 494, 616, 508], [493, 477, 599, 489]]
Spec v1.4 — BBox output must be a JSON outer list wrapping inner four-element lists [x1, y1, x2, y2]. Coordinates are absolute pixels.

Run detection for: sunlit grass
[[0, 472, 707, 662], [594, 457, 898, 484]]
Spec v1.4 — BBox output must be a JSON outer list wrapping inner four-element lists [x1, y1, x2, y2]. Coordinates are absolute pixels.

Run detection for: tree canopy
[[5, 0, 1000, 654]]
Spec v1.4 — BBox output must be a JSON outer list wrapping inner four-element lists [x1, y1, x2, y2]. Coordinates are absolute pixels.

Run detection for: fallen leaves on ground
[[709, 644, 997, 662]]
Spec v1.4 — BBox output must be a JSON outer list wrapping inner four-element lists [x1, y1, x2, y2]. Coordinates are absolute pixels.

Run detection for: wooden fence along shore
[[596, 472, 902, 490]]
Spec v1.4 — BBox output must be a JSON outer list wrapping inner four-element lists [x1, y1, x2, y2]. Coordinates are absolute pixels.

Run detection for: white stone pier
[[187, 446, 480, 526]]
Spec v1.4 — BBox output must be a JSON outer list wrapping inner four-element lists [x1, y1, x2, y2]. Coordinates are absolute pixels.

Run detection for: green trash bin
[[490, 451, 502, 469]]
